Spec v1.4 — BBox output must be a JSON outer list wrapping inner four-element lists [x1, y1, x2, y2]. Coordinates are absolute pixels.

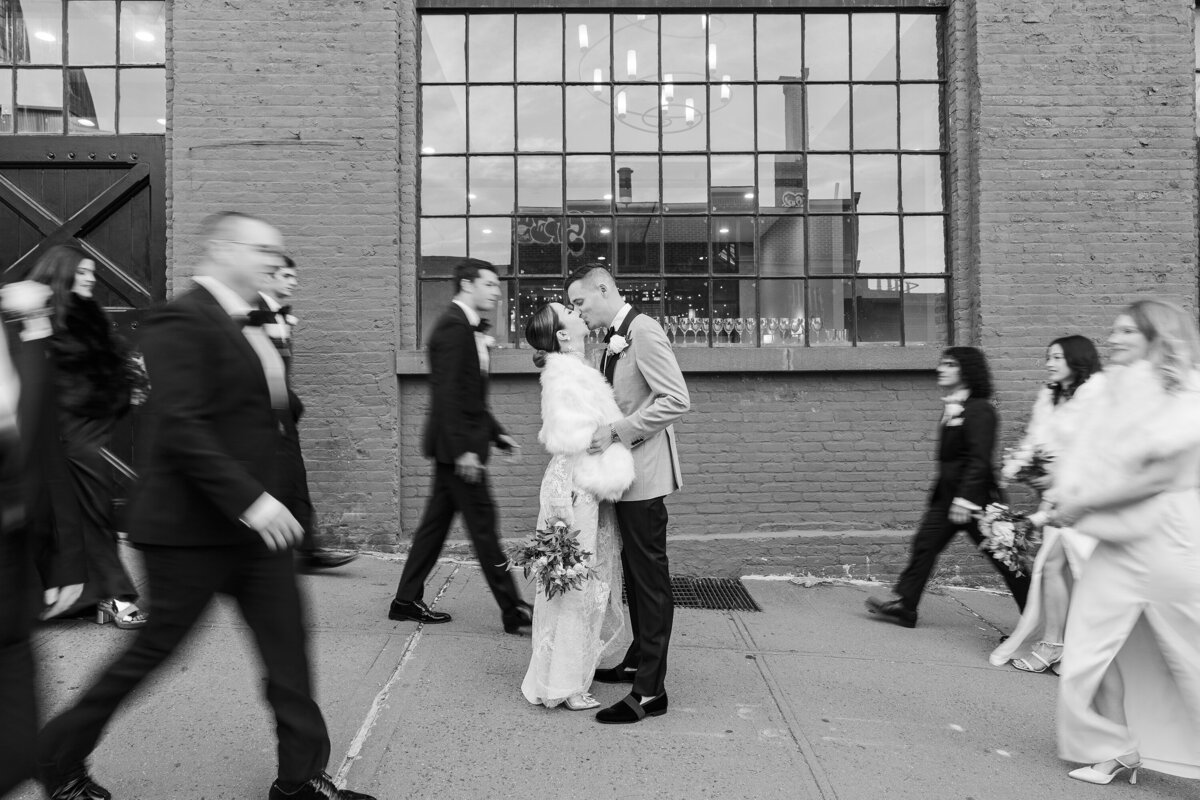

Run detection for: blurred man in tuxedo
[[37, 213, 375, 800]]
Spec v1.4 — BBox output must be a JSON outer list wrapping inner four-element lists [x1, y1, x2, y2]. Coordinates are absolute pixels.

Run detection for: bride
[[520, 302, 633, 710]]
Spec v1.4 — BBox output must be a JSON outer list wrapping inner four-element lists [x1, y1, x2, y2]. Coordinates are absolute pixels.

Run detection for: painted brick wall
[[168, 0, 402, 546]]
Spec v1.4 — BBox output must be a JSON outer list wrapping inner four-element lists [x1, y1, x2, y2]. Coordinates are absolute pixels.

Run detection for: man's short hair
[[279, 255, 296, 272], [199, 211, 266, 244], [565, 263, 613, 294], [454, 258, 496, 291]]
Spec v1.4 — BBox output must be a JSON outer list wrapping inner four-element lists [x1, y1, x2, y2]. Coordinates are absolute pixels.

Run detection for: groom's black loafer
[[594, 665, 637, 683], [865, 595, 917, 628], [596, 693, 668, 724], [388, 599, 451, 624]]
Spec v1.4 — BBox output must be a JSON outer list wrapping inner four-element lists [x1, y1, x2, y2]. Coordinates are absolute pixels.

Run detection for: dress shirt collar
[[260, 292, 282, 313], [194, 275, 254, 319], [609, 302, 633, 332], [452, 298, 481, 328]]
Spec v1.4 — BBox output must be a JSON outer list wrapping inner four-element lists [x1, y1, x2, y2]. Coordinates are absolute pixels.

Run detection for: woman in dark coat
[[30, 245, 147, 628]]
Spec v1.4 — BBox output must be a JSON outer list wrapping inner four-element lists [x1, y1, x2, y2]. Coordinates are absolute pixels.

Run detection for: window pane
[[663, 217, 707, 274], [804, 15, 848, 82], [467, 86, 511, 152], [856, 278, 901, 345], [565, 85, 611, 152], [0, 70, 11, 132], [712, 217, 755, 275], [468, 156, 514, 214], [663, 278, 704, 340], [118, 67, 163, 133], [758, 84, 806, 151], [758, 155, 805, 213], [853, 85, 897, 150], [421, 156, 466, 215], [425, 85, 468, 153], [569, 14, 609, 85], [565, 213, 613, 269], [120, 1, 165, 64], [420, 279, 457, 343], [851, 14, 896, 81], [806, 85, 850, 151], [712, 279, 757, 345], [17, 0, 63, 65], [614, 84, 659, 152], [516, 15, 562, 82], [422, 16, 465, 83], [614, 155, 658, 208], [757, 15, 804, 82], [517, 85, 562, 151], [566, 155, 612, 212], [15, 69, 62, 132], [857, 216, 900, 274], [806, 154, 852, 212], [900, 84, 940, 150], [662, 155, 706, 211], [515, 216, 563, 275], [709, 83, 754, 151], [661, 14, 705, 80], [615, 216, 661, 273], [758, 280, 807, 345], [517, 155, 563, 211], [513, 280, 567, 344], [903, 216, 946, 273], [807, 215, 855, 275], [708, 15, 753, 81], [469, 14, 513, 83], [903, 277, 947, 345], [711, 154, 755, 213], [468, 217, 512, 273], [623, 279, 664, 321], [662, 85, 706, 152], [901, 154, 943, 212], [809, 278, 853, 345], [854, 154, 898, 212], [614, 14, 657, 82], [71, 68, 114, 133], [759, 216, 805, 276], [420, 218, 466, 276], [899, 15, 939, 80]]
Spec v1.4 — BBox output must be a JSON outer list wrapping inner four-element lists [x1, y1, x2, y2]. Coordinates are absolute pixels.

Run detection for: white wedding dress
[[521, 352, 633, 708]]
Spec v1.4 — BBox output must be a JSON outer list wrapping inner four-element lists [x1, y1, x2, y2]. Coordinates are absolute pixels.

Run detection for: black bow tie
[[276, 305, 292, 317], [475, 320, 491, 334], [603, 328, 615, 343], [242, 310, 275, 328]]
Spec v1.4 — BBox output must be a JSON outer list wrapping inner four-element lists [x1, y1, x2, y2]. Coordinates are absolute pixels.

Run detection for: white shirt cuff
[[240, 493, 284, 531], [951, 497, 982, 512]]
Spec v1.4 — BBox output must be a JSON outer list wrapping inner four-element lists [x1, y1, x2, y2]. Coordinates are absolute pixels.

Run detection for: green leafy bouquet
[[505, 518, 598, 601]]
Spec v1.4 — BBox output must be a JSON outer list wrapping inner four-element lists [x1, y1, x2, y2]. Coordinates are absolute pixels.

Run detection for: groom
[[566, 265, 690, 724]]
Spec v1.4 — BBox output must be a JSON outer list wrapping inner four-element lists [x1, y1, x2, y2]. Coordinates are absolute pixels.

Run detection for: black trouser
[[0, 528, 40, 796], [894, 502, 1031, 613], [394, 462, 522, 622], [278, 414, 319, 555], [614, 497, 673, 698], [37, 544, 331, 789]]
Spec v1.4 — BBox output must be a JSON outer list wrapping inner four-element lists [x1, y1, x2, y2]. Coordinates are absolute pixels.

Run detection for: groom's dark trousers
[[37, 284, 331, 790], [615, 497, 673, 698]]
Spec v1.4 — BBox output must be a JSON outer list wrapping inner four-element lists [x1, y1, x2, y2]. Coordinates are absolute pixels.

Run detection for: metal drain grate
[[623, 576, 761, 612]]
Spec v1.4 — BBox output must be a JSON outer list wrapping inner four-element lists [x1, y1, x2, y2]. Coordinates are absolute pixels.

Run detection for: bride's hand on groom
[[587, 425, 613, 455]]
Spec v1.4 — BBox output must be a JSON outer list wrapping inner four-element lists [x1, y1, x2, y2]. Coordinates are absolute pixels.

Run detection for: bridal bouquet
[[1001, 443, 1054, 488], [504, 518, 598, 601], [977, 503, 1042, 577]]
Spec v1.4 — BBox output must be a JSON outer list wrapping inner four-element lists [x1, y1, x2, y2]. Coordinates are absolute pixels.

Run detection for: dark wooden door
[[0, 135, 166, 502]]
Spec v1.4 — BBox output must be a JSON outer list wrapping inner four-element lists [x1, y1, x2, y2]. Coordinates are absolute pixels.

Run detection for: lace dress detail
[[521, 454, 625, 708]]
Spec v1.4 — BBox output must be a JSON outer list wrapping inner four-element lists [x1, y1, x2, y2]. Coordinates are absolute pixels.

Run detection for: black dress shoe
[[594, 664, 638, 683], [503, 601, 533, 634], [300, 550, 358, 573], [269, 772, 376, 800], [46, 771, 111, 800], [596, 692, 668, 724], [388, 599, 451, 624], [865, 595, 918, 628]]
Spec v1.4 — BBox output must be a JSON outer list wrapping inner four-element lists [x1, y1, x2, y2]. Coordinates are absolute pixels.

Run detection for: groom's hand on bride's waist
[[587, 424, 617, 455]]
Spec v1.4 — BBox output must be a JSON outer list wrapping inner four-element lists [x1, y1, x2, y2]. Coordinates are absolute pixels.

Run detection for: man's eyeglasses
[[217, 240, 286, 258]]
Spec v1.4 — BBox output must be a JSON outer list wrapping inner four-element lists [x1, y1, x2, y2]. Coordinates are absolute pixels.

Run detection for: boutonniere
[[607, 334, 629, 356], [284, 314, 299, 327]]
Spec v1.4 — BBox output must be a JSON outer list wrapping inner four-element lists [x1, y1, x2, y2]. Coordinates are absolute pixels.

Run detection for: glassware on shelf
[[790, 317, 805, 345], [733, 318, 745, 345], [699, 317, 710, 347], [723, 318, 735, 345]]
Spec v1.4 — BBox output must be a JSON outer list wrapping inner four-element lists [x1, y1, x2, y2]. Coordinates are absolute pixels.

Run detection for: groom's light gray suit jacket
[[606, 313, 690, 503]]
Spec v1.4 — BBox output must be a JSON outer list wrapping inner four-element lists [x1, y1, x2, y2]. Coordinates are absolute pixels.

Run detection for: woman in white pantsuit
[[1050, 299, 1200, 785]]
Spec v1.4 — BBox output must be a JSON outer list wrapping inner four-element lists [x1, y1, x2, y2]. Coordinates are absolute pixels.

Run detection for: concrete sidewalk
[[13, 550, 1196, 800]]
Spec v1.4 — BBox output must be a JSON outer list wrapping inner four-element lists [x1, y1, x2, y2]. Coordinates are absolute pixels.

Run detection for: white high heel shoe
[[565, 692, 600, 711], [1068, 756, 1141, 785]]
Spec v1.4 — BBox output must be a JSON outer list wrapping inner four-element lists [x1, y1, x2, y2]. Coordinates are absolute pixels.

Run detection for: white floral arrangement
[[977, 503, 1042, 577], [607, 334, 629, 356], [1000, 442, 1054, 487], [503, 517, 598, 601]]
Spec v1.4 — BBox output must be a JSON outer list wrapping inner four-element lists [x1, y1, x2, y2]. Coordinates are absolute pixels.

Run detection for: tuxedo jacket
[[603, 310, 690, 503], [126, 284, 284, 546], [930, 396, 998, 509], [422, 303, 504, 465], [255, 294, 304, 423]]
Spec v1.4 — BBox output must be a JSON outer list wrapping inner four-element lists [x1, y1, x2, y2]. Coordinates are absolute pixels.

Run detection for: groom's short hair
[[454, 258, 495, 292], [565, 263, 615, 294]]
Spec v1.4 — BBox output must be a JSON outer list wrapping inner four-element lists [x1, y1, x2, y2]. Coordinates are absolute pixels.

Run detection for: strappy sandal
[[565, 692, 600, 710], [96, 599, 149, 629], [1012, 641, 1063, 674]]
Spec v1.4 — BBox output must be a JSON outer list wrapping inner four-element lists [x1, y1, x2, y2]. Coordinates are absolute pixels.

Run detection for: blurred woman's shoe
[[1068, 755, 1141, 785], [1012, 641, 1063, 674], [565, 692, 600, 710], [95, 599, 148, 629]]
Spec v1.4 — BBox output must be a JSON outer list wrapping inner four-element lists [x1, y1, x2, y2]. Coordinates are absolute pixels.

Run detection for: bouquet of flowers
[[504, 518, 598, 601], [977, 503, 1042, 577], [1001, 442, 1054, 488]]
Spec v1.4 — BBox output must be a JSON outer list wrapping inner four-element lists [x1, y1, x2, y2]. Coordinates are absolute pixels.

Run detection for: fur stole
[[52, 295, 132, 419], [538, 352, 635, 501]]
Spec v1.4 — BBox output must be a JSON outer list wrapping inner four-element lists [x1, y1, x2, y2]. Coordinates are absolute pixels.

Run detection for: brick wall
[[169, 0, 402, 546]]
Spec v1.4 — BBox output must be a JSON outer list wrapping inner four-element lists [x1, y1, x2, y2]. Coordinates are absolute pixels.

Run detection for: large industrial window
[[418, 11, 947, 348]]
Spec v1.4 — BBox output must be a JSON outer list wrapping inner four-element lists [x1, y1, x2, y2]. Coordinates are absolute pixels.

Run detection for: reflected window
[[1, 0, 166, 134], [418, 11, 948, 348]]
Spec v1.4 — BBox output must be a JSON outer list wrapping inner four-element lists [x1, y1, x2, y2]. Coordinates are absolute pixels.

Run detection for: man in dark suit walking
[[36, 212, 375, 800], [389, 259, 531, 634]]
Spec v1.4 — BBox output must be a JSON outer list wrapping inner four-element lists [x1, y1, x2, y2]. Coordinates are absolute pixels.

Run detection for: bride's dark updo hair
[[525, 303, 563, 368]]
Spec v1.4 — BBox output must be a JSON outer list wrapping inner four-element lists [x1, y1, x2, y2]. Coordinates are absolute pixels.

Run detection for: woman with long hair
[[1050, 299, 1200, 784], [520, 302, 632, 710], [991, 335, 1105, 674], [29, 244, 147, 628]]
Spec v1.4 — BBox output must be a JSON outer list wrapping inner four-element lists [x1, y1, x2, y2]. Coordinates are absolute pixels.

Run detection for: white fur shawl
[[538, 353, 635, 501]]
